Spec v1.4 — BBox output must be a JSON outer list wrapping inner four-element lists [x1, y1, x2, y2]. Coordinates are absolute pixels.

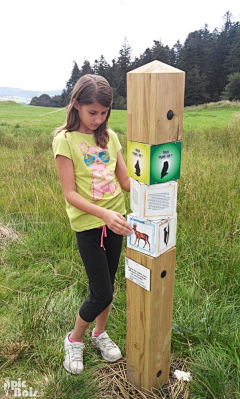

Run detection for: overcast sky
[[0, 0, 239, 91]]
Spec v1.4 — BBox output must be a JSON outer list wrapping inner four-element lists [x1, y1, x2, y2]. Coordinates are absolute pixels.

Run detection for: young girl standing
[[52, 74, 132, 375]]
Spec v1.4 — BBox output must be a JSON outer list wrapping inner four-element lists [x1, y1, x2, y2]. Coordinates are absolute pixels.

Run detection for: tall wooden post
[[126, 60, 185, 391]]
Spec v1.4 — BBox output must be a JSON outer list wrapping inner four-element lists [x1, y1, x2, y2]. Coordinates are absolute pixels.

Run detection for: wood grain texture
[[126, 247, 176, 390], [127, 60, 185, 145]]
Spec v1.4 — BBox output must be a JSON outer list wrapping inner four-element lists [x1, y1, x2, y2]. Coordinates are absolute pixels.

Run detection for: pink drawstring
[[98, 225, 107, 251]]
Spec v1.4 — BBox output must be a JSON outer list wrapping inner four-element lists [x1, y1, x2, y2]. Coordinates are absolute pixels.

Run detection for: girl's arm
[[115, 150, 130, 192], [55, 155, 132, 236]]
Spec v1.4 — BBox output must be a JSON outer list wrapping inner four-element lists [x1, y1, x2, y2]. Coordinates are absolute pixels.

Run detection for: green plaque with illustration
[[127, 141, 182, 185]]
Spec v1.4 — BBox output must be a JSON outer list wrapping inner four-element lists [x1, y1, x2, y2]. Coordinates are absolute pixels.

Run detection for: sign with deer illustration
[[127, 213, 177, 257]]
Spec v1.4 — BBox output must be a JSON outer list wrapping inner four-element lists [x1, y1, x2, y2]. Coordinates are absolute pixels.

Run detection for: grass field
[[0, 101, 240, 398]]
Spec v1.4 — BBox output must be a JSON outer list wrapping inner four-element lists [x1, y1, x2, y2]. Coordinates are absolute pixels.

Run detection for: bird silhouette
[[134, 160, 141, 176], [164, 224, 170, 246], [161, 161, 169, 179]]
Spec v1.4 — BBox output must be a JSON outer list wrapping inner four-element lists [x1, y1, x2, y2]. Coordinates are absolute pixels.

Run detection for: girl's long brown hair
[[54, 75, 113, 148]]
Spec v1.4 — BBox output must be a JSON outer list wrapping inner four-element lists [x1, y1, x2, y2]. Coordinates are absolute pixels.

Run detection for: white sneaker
[[91, 329, 122, 362], [63, 332, 84, 374]]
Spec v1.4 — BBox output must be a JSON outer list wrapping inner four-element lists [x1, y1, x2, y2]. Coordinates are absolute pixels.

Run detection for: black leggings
[[76, 226, 123, 323]]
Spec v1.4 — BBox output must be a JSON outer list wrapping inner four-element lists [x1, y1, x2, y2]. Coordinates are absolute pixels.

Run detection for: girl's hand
[[101, 209, 133, 236]]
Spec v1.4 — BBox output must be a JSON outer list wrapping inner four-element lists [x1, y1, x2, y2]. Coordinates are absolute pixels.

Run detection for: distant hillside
[[0, 87, 62, 105]]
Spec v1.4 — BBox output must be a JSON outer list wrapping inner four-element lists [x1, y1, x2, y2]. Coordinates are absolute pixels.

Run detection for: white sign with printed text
[[130, 178, 177, 220], [125, 257, 151, 291]]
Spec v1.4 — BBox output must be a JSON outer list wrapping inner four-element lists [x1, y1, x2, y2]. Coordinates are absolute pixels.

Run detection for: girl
[[52, 74, 132, 375]]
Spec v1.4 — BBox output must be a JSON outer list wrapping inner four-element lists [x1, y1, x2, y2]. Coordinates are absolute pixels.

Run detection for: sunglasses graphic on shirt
[[84, 151, 110, 166]]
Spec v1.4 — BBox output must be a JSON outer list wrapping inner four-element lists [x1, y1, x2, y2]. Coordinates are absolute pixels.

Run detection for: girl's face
[[74, 102, 109, 134]]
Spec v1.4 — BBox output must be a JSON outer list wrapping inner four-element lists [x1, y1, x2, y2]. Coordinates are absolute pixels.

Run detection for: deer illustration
[[132, 223, 151, 250]]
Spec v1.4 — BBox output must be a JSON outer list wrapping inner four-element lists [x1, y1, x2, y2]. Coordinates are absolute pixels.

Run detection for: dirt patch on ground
[[95, 358, 190, 398]]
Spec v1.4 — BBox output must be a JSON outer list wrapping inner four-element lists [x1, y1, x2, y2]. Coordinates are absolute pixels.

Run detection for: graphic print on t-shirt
[[79, 142, 120, 202]]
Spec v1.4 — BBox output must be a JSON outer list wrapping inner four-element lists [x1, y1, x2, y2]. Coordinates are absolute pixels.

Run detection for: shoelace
[[97, 334, 117, 349], [69, 342, 84, 361]]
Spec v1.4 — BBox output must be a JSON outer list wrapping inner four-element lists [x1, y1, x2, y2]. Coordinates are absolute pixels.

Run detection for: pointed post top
[[128, 60, 184, 74]]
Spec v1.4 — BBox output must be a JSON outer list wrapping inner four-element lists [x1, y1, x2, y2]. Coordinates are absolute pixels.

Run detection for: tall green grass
[[0, 101, 239, 398]]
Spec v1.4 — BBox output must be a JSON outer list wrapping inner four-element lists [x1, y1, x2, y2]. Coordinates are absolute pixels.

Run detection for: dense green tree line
[[31, 12, 240, 108]]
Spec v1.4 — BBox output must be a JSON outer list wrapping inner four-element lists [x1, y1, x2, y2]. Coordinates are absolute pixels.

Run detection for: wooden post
[[126, 247, 176, 390], [126, 60, 185, 391], [127, 60, 185, 145]]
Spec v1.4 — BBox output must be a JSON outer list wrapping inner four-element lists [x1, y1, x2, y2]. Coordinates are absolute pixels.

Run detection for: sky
[[0, 0, 239, 92]]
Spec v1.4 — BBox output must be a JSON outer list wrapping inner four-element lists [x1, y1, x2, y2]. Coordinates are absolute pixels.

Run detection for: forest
[[30, 12, 240, 109]]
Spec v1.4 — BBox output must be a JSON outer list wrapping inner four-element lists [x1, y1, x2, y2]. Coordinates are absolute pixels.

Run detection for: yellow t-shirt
[[52, 129, 126, 232]]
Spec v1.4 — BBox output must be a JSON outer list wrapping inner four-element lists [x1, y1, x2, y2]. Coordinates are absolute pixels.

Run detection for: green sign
[[127, 141, 182, 185]]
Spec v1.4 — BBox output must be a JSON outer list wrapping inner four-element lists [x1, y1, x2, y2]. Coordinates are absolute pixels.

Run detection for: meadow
[[0, 101, 239, 398]]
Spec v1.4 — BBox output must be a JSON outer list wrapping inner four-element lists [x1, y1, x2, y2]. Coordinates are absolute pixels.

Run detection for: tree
[[115, 38, 132, 98], [185, 66, 209, 106], [51, 95, 62, 107], [62, 61, 81, 106], [178, 29, 208, 73], [110, 59, 122, 108], [93, 55, 111, 82], [113, 94, 126, 110], [34, 12, 240, 109], [30, 94, 52, 107], [118, 38, 132, 71], [38, 94, 51, 107], [152, 40, 173, 65], [80, 59, 94, 76], [109, 58, 119, 88], [30, 96, 38, 106], [66, 61, 81, 90], [139, 48, 153, 65], [217, 14, 239, 94], [221, 72, 240, 100], [224, 25, 240, 74], [177, 25, 223, 101], [173, 40, 182, 66], [221, 11, 233, 32]]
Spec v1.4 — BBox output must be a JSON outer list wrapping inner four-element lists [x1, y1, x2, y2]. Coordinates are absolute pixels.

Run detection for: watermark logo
[[3, 378, 38, 397]]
